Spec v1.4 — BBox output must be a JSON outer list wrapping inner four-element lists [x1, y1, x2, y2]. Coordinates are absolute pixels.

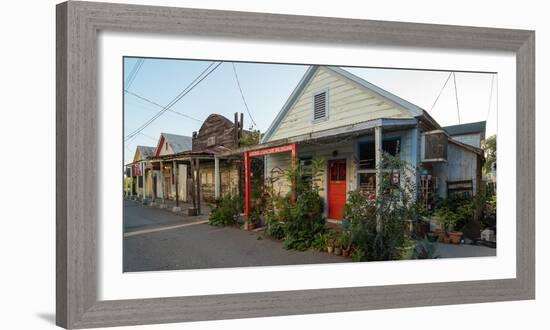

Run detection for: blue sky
[[123, 58, 497, 165]]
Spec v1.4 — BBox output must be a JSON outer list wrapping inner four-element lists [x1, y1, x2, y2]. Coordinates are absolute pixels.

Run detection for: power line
[[231, 62, 257, 127], [125, 59, 144, 90], [125, 62, 222, 141], [125, 89, 202, 122], [137, 131, 158, 142], [453, 72, 461, 124], [430, 72, 453, 113], [486, 75, 495, 121]]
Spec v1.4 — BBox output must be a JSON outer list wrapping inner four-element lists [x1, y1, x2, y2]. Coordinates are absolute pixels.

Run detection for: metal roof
[[160, 132, 193, 154], [261, 65, 427, 143], [135, 145, 156, 160], [443, 121, 486, 137]]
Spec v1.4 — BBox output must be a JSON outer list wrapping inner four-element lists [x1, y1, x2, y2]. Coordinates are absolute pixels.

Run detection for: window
[[165, 142, 168, 150], [357, 137, 401, 197], [313, 90, 328, 121], [358, 138, 400, 170], [358, 172, 376, 197]]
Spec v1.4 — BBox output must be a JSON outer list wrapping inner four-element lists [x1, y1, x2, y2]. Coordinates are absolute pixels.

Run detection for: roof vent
[[313, 91, 327, 121]]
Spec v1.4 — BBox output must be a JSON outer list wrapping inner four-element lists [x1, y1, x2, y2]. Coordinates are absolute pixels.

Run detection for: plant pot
[[447, 231, 463, 244], [334, 247, 342, 255], [244, 222, 256, 230], [342, 249, 351, 257], [327, 246, 334, 253], [443, 236, 451, 244]]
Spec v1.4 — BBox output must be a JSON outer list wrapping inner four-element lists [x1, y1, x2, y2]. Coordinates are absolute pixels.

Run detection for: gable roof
[[443, 121, 486, 137], [261, 65, 427, 143], [133, 145, 156, 162], [156, 132, 193, 156]]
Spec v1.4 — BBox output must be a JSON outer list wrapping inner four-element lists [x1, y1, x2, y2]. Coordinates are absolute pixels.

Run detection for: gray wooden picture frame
[[56, 1, 535, 328]]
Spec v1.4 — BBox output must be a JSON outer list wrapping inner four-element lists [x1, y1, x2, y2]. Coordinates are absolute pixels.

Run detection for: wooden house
[[221, 65, 484, 224]]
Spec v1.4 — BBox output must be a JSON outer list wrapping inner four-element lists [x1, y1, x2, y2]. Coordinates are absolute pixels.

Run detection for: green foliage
[[350, 248, 365, 262], [240, 130, 261, 146], [412, 236, 440, 259], [281, 157, 327, 251], [344, 153, 416, 262], [265, 221, 286, 240], [208, 194, 242, 227], [312, 232, 330, 251], [433, 192, 489, 231], [482, 134, 496, 174], [339, 231, 352, 250]]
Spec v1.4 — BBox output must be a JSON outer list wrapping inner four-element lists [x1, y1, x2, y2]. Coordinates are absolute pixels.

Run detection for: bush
[[412, 236, 439, 259], [434, 192, 489, 231], [282, 158, 327, 251], [265, 221, 286, 240], [344, 153, 415, 262], [208, 194, 242, 226]]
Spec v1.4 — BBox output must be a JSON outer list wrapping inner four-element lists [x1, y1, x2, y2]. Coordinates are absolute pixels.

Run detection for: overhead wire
[[231, 62, 257, 127], [453, 72, 461, 124], [124, 90, 202, 122], [124, 61, 222, 141], [429, 72, 453, 113], [125, 58, 144, 90]]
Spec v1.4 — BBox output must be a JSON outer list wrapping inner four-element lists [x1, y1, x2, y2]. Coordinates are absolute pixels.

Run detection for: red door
[[328, 159, 347, 220]]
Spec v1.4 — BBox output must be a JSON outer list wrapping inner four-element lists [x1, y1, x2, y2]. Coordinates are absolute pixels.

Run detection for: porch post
[[196, 158, 201, 215], [173, 160, 181, 212], [149, 161, 157, 206], [244, 151, 250, 229], [214, 156, 220, 199], [130, 167, 134, 199], [375, 126, 382, 231], [159, 160, 166, 208]]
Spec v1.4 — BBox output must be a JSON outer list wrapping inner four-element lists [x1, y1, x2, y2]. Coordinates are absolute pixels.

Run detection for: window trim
[[311, 88, 329, 123]]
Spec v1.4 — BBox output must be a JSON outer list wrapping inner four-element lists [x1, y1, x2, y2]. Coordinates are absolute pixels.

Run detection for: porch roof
[[218, 117, 418, 157]]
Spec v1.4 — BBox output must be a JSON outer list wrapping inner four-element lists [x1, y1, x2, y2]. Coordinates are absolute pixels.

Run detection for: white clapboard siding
[[269, 67, 413, 141]]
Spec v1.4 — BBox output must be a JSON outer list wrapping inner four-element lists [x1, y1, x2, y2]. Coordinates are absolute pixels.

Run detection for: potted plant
[[333, 238, 342, 255], [340, 232, 352, 257], [434, 208, 464, 244], [327, 237, 335, 253]]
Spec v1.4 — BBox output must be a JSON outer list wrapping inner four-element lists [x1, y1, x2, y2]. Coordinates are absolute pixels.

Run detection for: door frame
[[327, 158, 347, 220]]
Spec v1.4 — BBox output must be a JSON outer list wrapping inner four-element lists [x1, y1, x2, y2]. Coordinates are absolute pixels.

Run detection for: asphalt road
[[123, 200, 346, 272]]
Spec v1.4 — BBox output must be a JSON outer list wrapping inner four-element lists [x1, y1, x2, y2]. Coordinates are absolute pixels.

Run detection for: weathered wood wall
[[193, 114, 238, 151]]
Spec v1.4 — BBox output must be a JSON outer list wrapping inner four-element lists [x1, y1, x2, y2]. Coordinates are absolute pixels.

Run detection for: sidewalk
[[123, 197, 211, 233], [436, 242, 496, 258]]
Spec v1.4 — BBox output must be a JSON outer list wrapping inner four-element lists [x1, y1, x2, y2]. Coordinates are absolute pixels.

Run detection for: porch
[[217, 118, 420, 228]]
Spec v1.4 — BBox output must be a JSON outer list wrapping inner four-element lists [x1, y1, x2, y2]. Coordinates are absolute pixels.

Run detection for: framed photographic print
[[56, 1, 535, 328]]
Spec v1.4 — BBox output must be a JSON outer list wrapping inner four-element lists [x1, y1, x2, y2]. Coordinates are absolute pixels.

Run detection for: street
[[123, 200, 496, 272], [123, 199, 345, 272]]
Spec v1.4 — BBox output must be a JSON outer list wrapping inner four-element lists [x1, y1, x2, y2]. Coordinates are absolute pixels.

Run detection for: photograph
[[123, 58, 498, 272]]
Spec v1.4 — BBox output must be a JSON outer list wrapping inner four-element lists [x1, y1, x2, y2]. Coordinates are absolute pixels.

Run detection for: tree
[[482, 134, 496, 174]]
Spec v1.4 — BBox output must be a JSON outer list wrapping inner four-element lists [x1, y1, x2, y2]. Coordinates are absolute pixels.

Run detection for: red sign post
[[244, 143, 296, 230]]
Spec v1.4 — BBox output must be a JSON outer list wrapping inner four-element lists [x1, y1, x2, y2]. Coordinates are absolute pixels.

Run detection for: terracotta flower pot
[[334, 247, 342, 255], [443, 236, 451, 244], [342, 249, 351, 257], [447, 231, 463, 244]]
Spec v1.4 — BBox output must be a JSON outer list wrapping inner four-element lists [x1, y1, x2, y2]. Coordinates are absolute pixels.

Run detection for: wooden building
[[124, 113, 251, 214], [220, 65, 484, 225]]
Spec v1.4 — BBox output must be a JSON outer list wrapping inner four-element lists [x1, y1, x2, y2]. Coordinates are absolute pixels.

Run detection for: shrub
[[344, 153, 416, 261], [434, 192, 489, 231], [282, 157, 327, 251], [412, 236, 440, 259], [265, 221, 286, 240], [208, 194, 242, 226]]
